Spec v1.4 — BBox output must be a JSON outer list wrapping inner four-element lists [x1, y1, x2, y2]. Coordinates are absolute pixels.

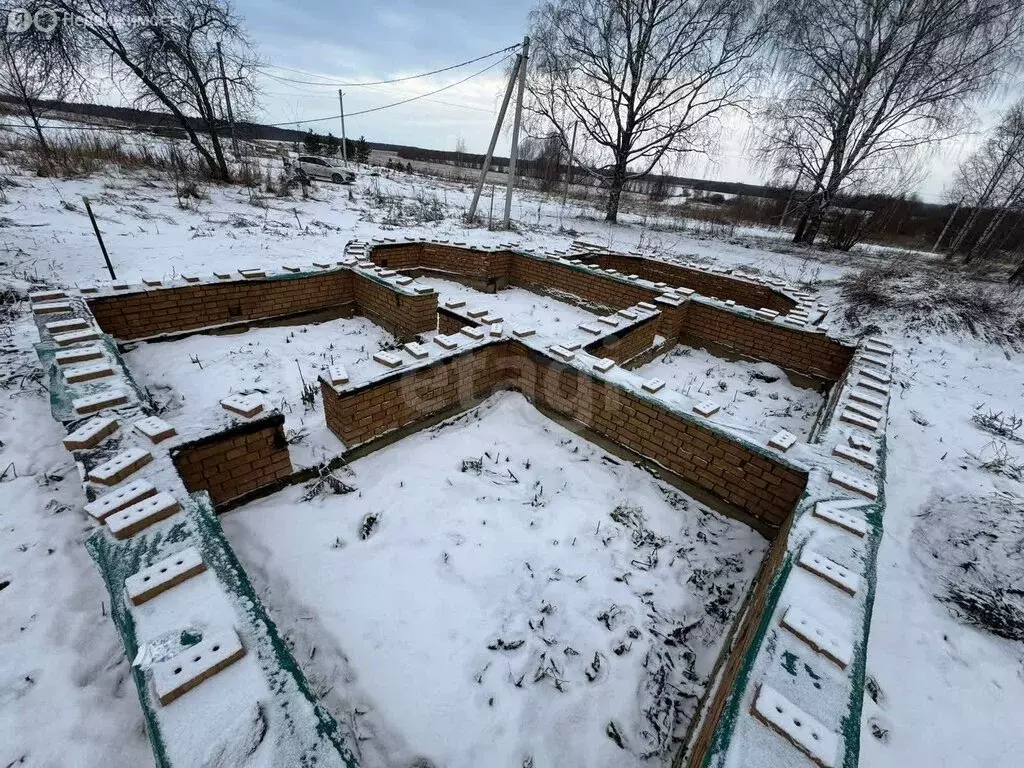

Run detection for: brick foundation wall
[[368, 243, 796, 315], [170, 413, 293, 507], [510, 255, 657, 310], [321, 342, 806, 529], [653, 301, 690, 340], [508, 345, 805, 527], [683, 517, 792, 767], [88, 272, 354, 340], [591, 254, 795, 314], [369, 243, 420, 270], [351, 272, 437, 341], [320, 345, 506, 447], [683, 302, 854, 382], [584, 316, 658, 364], [437, 308, 471, 336]]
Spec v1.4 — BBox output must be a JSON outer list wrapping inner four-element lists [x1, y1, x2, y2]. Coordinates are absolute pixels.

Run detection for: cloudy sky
[[241, 0, 1001, 203]]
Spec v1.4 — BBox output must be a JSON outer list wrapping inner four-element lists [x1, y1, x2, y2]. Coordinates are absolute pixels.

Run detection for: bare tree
[[127, 0, 259, 179], [46, 0, 259, 181], [526, 0, 774, 223], [761, 0, 1024, 246], [0, 0, 90, 168], [949, 101, 1024, 269], [520, 133, 564, 191]]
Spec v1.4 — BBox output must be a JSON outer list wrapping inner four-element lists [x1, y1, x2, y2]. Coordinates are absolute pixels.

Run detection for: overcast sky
[[242, 0, 1006, 203]]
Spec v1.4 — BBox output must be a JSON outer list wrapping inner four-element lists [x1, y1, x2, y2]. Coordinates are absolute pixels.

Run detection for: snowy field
[[632, 344, 824, 439], [122, 315, 397, 467], [0, 311, 152, 767], [2, 121, 1024, 768], [221, 392, 767, 768]]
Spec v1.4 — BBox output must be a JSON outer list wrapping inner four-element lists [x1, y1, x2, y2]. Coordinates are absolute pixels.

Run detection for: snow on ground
[[0, 123, 855, 293], [631, 344, 825, 439], [4, 123, 1024, 768], [416, 274, 603, 337], [0, 307, 152, 768], [858, 335, 1024, 767], [221, 392, 767, 768], [122, 315, 397, 467]]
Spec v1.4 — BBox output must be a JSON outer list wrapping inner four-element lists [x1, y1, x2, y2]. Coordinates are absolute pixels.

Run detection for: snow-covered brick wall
[[170, 413, 293, 508]]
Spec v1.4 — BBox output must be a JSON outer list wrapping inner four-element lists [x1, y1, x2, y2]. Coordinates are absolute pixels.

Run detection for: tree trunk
[[204, 118, 230, 181], [605, 157, 628, 223], [800, 203, 828, 244], [793, 207, 811, 242], [964, 207, 1007, 264], [23, 98, 50, 166]]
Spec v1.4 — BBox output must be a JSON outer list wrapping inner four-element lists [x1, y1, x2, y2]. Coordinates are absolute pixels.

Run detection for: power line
[[260, 71, 499, 114], [265, 53, 515, 128], [256, 44, 520, 88]]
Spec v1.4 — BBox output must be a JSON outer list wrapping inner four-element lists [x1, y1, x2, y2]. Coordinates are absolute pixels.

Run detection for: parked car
[[295, 156, 355, 183]]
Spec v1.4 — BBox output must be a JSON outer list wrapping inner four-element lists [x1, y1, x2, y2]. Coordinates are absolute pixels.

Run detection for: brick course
[[683, 302, 853, 381], [321, 341, 806, 529], [88, 272, 354, 340], [584, 316, 658, 365], [171, 413, 293, 507], [351, 272, 436, 341], [590, 253, 795, 314]]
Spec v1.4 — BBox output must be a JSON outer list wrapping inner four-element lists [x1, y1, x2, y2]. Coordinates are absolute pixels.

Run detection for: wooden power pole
[[503, 35, 530, 228], [338, 90, 348, 163]]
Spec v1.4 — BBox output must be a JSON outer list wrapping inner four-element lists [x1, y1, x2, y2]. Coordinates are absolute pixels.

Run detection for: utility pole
[[216, 41, 239, 158], [561, 122, 578, 208], [503, 35, 529, 228], [467, 52, 522, 222], [933, 196, 965, 253], [338, 90, 348, 163]]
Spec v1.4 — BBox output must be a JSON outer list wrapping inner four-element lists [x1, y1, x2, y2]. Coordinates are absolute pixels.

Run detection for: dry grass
[[840, 263, 1024, 346]]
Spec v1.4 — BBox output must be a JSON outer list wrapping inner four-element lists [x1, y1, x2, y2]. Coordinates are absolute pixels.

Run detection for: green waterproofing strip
[[35, 334, 150, 424], [700, 439, 889, 767], [699, 549, 796, 767], [86, 492, 360, 768]]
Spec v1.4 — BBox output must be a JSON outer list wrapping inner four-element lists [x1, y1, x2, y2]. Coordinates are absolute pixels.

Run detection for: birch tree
[[949, 101, 1024, 269], [762, 0, 1024, 246]]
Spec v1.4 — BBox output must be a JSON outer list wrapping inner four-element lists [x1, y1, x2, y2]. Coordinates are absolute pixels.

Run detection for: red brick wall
[[88, 272, 353, 340], [351, 272, 436, 341], [653, 301, 690, 340], [320, 345, 506, 447], [368, 242, 795, 314], [584, 317, 658, 364], [510, 256, 657, 310], [685, 517, 792, 766], [683, 302, 854, 382], [437, 308, 471, 336], [170, 414, 293, 507], [592, 254, 795, 314], [321, 341, 806, 528]]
